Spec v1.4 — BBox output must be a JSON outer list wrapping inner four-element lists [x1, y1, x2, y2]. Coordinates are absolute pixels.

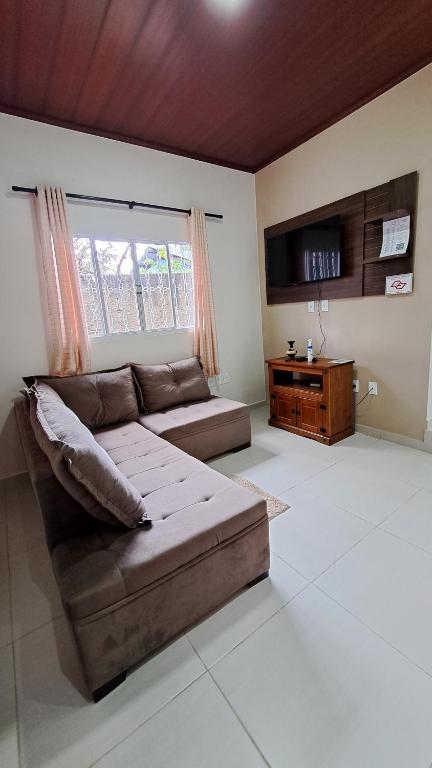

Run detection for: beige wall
[[256, 64, 432, 441], [0, 114, 265, 478]]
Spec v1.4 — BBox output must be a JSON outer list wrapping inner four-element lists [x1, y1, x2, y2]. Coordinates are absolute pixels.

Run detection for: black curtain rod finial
[[11, 185, 223, 219]]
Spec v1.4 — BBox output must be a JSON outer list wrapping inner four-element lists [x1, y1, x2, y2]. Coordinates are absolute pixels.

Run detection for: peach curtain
[[34, 186, 90, 376], [189, 207, 220, 378]]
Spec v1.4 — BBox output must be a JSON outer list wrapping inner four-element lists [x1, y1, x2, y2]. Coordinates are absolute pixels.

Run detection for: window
[[73, 237, 194, 337]]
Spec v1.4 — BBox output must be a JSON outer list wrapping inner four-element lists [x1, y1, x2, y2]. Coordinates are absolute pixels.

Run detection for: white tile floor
[[2, 405, 432, 767]]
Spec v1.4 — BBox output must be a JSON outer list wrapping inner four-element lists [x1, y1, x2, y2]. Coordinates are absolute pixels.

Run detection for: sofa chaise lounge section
[[15, 357, 269, 701]]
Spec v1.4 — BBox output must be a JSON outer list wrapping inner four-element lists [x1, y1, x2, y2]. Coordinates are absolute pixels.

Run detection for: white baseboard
[[424, 428, 432, 451], [356, 422, 432, 454], [248, 400, 267, 410]]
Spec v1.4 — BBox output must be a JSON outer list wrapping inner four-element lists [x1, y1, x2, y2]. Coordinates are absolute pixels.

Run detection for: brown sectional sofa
[[16, 357, 270, 701]]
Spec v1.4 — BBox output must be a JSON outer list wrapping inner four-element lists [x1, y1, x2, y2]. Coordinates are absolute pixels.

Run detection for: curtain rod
[[10, 186, 223, 220]]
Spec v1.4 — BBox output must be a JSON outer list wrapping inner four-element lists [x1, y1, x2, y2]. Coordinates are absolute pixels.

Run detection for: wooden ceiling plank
[[73, 0, 154, 126], [0, 0, 20, 104], [100, 0, 198, 135], [1, 0, 432, 170], [43, 0, 111, 119], [15, 0, 64, 113]]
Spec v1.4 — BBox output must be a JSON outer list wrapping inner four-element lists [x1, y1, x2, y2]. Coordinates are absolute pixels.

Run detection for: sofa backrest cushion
[[29, 383, 149, 529], [24, 365, 139, 430], [132, 356, 210, 413]]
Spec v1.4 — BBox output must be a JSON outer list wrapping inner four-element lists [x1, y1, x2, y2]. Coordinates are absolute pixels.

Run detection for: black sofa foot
[[247, 571, 269, 588], [231, 441, 251, 453], [92, 671, 127, 702]]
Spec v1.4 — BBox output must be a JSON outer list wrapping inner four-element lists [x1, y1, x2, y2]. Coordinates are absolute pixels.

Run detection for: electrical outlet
[[307, 301, 315, 313], [352, 379, 359, 393], [320, 299, 329, 312], [368, 381, 378, 396]]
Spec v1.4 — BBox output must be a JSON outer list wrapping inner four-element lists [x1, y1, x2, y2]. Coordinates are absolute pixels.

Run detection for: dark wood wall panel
[[265, 193, 364, 304], [265, 171, 418, 303], [362, 171, 417, 296]]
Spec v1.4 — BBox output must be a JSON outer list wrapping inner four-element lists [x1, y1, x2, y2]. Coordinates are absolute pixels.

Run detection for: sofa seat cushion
[[52, 421, 266, 620], [93, 421, 205, 501], [138, 397, 251, 461]]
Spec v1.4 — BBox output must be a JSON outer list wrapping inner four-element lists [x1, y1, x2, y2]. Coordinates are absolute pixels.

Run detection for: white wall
[[0, 114, 265, 478]]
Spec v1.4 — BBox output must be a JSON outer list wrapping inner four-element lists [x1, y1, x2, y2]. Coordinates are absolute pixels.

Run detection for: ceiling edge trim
[[0, 104, 254, 174]]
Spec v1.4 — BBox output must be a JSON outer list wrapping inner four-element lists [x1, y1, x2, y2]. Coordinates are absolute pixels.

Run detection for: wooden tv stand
[[266, 357, 354, 445]]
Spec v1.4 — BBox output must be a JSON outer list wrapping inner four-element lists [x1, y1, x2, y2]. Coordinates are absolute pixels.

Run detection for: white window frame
[[74, 234, 194, 339]]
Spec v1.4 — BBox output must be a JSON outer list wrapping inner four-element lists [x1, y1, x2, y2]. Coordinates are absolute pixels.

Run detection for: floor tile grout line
[[87, 668, 209, 768], [371, 524, 432, 563], [268, 548, 312, 583], [188, 577, 312, 674], [250, 456, 340, 499], [268, 453, 358, 500], [8, 420, 432, 766], [207, 667, 272, 768], [304, 525, 380, 584], [4, 481, 22, 768], [377, 485, 424, 524], [269, 487, 431, 600], [271, 550, 312, 582], [277, 465, 424, 527], [11, 612, 65, 646], [306, 493, 432, 586], [314, 582, 432, 682], [274, 487, 376, 524]]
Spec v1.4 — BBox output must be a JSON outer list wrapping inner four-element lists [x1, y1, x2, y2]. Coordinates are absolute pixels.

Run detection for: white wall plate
[[385, 273, 413, 295]]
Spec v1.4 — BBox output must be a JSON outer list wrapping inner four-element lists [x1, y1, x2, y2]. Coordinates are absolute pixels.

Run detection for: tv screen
[[266, 216, 342, 286]]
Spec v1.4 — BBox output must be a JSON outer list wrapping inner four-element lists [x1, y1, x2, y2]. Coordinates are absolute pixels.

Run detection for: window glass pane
[[94, 240, 141, 334], [73, 237, 105, 337], [135, 243, 174, 330], [168, 243, 194, 328]]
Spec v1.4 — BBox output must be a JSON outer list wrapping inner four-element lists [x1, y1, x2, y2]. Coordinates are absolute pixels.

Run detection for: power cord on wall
[[355, 387, 374, 406], [355, 386, 375, 421], [317, 281, 326, 355]]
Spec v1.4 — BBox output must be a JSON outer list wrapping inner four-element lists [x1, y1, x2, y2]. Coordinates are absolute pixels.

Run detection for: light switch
[[308, 301, 315, 313], [320, 300, 329, 311]]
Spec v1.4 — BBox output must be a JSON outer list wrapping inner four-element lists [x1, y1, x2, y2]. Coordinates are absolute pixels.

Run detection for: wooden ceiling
[[2, 0, 432, 172]]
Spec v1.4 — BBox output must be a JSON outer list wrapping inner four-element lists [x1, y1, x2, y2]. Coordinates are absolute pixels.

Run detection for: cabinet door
[[297, 397, 321, 434], [276, 395, 297, 426]]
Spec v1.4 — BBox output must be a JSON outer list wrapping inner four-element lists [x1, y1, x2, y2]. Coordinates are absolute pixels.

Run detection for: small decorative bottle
[[286, 340, 297, 361]]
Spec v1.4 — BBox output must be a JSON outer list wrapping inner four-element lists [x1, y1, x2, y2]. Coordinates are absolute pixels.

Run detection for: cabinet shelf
[[363, 251, 410, 265], [274, 383, 323, 398]]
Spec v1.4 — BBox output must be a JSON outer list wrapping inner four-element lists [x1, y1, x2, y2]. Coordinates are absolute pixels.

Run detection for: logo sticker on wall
[[385, 273, 413, 295]]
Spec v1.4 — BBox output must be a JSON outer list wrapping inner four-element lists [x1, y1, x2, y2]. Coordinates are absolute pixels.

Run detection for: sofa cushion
[[132, 356, 210, 413], [53, 420, 267, 619], [24, 365, 139, 429], [29, 383, 149, 529], [138, 396, 251, 460]]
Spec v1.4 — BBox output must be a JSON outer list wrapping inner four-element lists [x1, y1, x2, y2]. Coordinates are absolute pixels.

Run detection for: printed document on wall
[[380, 216, 410, 258]]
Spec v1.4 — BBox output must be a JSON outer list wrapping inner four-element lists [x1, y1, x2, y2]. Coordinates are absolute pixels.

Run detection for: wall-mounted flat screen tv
[[266, 215, 342, 286]]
